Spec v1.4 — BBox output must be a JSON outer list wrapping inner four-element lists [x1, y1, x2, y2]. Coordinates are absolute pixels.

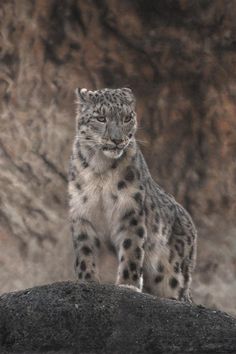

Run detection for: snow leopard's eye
[[124, 114, 133, 123], [96, 116, 106, 123]]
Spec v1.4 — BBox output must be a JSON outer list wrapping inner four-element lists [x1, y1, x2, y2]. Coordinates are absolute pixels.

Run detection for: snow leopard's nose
[[111, 138, 124, 146]]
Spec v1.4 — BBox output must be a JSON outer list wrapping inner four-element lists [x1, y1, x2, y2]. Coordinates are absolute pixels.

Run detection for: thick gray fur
[[68, 87, 197, 301]]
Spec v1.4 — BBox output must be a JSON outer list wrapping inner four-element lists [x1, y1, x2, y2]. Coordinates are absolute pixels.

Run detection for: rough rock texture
[[0, 281, 236, 354], [0, 1, 236, 314]]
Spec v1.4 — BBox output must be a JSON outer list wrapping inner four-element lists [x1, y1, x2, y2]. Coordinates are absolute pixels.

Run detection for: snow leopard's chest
[[69, 166, 121, 239]]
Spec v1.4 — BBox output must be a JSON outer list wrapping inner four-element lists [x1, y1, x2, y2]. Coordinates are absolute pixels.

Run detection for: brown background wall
[[0, 0, 236, 315]]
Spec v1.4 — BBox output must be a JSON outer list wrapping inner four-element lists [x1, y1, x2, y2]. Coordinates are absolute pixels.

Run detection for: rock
[[0, 281, 236, 354]]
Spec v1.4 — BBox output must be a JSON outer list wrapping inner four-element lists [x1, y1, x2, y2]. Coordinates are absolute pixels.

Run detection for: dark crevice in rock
[[38, 153, 67, 183]]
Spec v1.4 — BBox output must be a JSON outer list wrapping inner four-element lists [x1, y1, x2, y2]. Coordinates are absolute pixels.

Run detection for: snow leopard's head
[[75, 87, 137, 159]]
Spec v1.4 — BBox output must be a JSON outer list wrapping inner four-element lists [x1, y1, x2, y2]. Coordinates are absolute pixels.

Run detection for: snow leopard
[[68, 87, 197, 301]]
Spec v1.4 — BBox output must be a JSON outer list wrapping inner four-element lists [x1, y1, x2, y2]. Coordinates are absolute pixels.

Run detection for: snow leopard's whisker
[[135, 138, 148, 146], [77, 137, 99, 145]]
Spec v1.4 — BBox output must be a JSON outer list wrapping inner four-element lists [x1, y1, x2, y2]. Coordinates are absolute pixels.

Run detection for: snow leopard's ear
[[122, 87, 133, 94], [75, 88, 93, 103], [122, 87, 136, 106]]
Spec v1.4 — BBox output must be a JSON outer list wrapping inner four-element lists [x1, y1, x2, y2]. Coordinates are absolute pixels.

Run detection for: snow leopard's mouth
[[102, 145, 125, 159], [102, 146, 123, 152]]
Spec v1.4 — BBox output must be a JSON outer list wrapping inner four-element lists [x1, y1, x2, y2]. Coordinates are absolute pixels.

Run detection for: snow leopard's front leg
[[114, 203, 147, 292], [71, 217, 100, 282]]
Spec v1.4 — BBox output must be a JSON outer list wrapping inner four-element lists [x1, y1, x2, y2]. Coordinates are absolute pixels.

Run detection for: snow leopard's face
[[75, 88, 137, 159]]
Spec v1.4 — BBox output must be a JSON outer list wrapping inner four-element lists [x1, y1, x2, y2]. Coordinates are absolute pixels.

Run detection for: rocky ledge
[[0, 281, 235, 354]]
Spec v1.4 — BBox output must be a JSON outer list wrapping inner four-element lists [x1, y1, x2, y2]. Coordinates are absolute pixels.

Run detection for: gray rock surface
[[0, 281, 236, 354]]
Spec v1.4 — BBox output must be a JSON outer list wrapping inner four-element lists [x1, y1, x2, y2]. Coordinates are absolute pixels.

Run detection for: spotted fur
[[68, 87, 197, 301]]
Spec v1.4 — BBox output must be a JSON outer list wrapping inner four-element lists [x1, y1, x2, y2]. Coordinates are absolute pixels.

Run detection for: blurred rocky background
[[0, 0, 236, 315]]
